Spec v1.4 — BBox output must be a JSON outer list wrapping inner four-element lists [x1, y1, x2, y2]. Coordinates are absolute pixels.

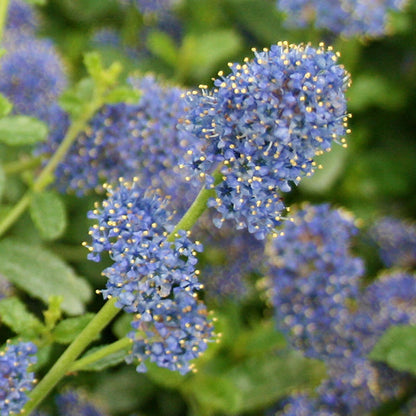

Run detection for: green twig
[[69, 337, 132, 373], [3, 155, 43, 175], [22, 298, 120, 415]]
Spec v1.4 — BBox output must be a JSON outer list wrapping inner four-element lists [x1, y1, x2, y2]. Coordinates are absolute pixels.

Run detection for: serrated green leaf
[[0, 94, 13, 117], [146, 30, 179, 67], [30, 190, 67, 240], [104, 86, 141, 105], [0, 296, 44, 337], [0, 239, 92, 315], [0, 116, 48, 145], [369, 325, 416, 375], [53, 313, 95, 344]]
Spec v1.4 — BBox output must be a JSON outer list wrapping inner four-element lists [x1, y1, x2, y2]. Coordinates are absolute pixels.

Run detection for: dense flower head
[[266, 203, 363, 359], [7, 0, 38, 32], [180, 41, 350, 239], [276, 0, 407, 38], [86, 178, 214, 373], [55, 391, 107, 416], [369, 216, 416, 268], [40, 75, 193, 199], [129, 289, 214, 374], [0, 31, 67, 120], [0, 341, 37, 415]]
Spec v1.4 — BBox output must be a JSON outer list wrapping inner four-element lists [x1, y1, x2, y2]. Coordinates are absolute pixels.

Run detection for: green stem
[[22, 298, 120, 415], [0, 0, 10, 43], [3, 155, 43, 175], [0, 90, 104, 239], [69, 337, 132, 373], [0, 192, 31, 237], [168, 169, 223, 242]]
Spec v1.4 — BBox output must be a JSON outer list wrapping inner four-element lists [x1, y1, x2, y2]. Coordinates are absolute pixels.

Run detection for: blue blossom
[[86, 178, 214, 373], [39, 75, 194, 199], [0, 341, 37, 416], [369, 216, 416, 268], [276, 0, 407, 38], [180, 42, 350, 239], [0, 31, 67, 120], [6, 0, 38, 32], [56, 391, 107, 416], [266, 203, 363, 360]]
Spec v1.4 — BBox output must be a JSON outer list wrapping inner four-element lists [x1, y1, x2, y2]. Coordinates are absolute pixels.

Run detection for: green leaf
[[104, 86, 141, 105], [179, 30, 242, 80], [0, 94, 13, 117], [0, 116, 48, 146], [84, 52, 104, 82], [369, 325, 416, 375], [0, 239, 92, 315], [53, 313, 95, 344], [30, 190, 67, 240], [185, 374, 241, 414], [224, 351, 326, 413], [59, 78, 95, 118], [84, 52, 122, 89], [146, 30, 179, 67], [0, 296, 44, 337]]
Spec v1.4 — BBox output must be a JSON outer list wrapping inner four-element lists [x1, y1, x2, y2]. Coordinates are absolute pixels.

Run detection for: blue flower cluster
[[86, 178, 214, 374], [268, 204, 416, 415], [266, 203, 363, 359], [276, 0, 407, 38], [0, 341, 37, 416], [6, 0, 38, 32], [0, 30, 67, 120], [39, 75, 194, 199], [55, 391, 106, 416], [369, 216, 416, 268], [180, 41, 350, 239]]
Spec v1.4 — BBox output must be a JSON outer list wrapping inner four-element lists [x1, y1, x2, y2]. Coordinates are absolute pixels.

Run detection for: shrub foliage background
[[0, 0, 416, 415]]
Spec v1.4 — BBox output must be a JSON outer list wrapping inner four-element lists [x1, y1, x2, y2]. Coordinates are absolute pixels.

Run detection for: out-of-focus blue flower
[[369, 216, 416, 268], [195, 214, 265, 302], [0, 32, 67, 120], [180, 42, 350, 239], [276, 0, 407, 38], [266, 203, 363, 360], [0, 341, 37, 416], [55, 391, 107, 416], [268, 205, 416, 415], [6, 0, 38, 32], [86, 178, 214, 373], [39, 75, 193, 199]]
